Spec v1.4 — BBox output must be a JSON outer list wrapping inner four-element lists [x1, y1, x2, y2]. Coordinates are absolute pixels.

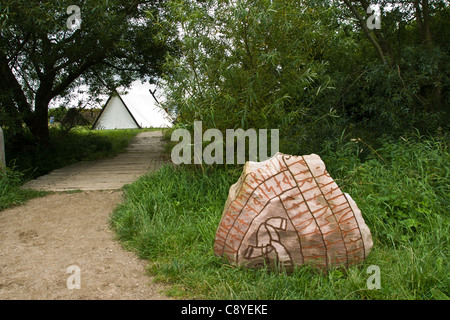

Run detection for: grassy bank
[[111, 133, 449, 299]]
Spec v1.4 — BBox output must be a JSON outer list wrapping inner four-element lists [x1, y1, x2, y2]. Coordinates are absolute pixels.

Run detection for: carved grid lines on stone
[[214, 154, 367, 269]]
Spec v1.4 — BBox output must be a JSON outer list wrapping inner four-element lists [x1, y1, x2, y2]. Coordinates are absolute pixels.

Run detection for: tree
[[341, 0, 443, 64], [162, 0, 448, 153], [337, 0, 449, 131], [0, 0, 178, 144], [162, 0, 336, 139]]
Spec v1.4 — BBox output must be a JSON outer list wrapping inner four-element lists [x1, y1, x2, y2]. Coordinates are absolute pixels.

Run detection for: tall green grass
[[111, 134, 449, 300], [0, 167, 48, 211]]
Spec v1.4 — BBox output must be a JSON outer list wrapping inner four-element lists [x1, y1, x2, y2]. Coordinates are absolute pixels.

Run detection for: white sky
[[50, 79, 163, 110]]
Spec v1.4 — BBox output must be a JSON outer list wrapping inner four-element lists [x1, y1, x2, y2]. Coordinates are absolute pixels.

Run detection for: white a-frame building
[[92, 91, 172, 130]]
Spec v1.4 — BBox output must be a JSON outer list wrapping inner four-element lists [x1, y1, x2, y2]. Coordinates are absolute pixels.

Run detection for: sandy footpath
[[0, 131, 171, 300]]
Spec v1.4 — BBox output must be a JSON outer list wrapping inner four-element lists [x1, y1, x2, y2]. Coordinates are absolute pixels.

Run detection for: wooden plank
[[0, 126, 5, 169]]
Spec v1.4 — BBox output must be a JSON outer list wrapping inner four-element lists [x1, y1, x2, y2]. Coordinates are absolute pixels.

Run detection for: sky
[[50, 80, 163, 110]]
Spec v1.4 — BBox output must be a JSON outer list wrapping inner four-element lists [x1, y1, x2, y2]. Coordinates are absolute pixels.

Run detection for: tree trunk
[[30, 99, 51, 145], [421, 0, 433, 47], [414, 0, 433, 47], [359, 0, 394, 63]]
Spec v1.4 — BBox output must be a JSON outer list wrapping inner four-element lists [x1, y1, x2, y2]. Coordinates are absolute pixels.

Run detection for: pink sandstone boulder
[[214, 152, 373, 270]]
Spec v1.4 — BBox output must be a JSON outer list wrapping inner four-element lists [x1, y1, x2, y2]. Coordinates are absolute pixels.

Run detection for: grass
[[111, 132, 449, 300], [0, 167, 49, 211]]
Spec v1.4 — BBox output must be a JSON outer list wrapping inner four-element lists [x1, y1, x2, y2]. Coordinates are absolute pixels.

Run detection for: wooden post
[[0, 126, 5, 169]]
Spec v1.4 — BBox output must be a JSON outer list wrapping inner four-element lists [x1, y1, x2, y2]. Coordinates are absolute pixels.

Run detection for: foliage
[[59, 108, 90, 131], [162, 0, 337, 135], [48, 106, 69, 124], [329, 0, 450, 135], [111, 2, 449, 299], [0, 0, 179, 143], [322, 131, 449, 246], [162, 0, 449, 157]]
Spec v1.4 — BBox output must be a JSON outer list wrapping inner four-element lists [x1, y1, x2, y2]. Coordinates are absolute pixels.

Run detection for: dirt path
[[0, 131, 171, 300]]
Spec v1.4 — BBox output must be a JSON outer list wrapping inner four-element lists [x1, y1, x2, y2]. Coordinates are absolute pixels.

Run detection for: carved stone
[[214, 152, 373, 270]]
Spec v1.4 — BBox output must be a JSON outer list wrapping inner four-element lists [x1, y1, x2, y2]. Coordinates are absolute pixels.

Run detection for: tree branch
[[50, 57, 104, 99], [102, 60, 143, 72], [0, 52, 33, 116], [342, 0, 388, 65], [421, 0, 433, 46]]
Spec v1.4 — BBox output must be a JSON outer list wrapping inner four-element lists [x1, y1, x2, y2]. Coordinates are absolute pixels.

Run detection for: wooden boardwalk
[[21, 131, 166, 192]]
